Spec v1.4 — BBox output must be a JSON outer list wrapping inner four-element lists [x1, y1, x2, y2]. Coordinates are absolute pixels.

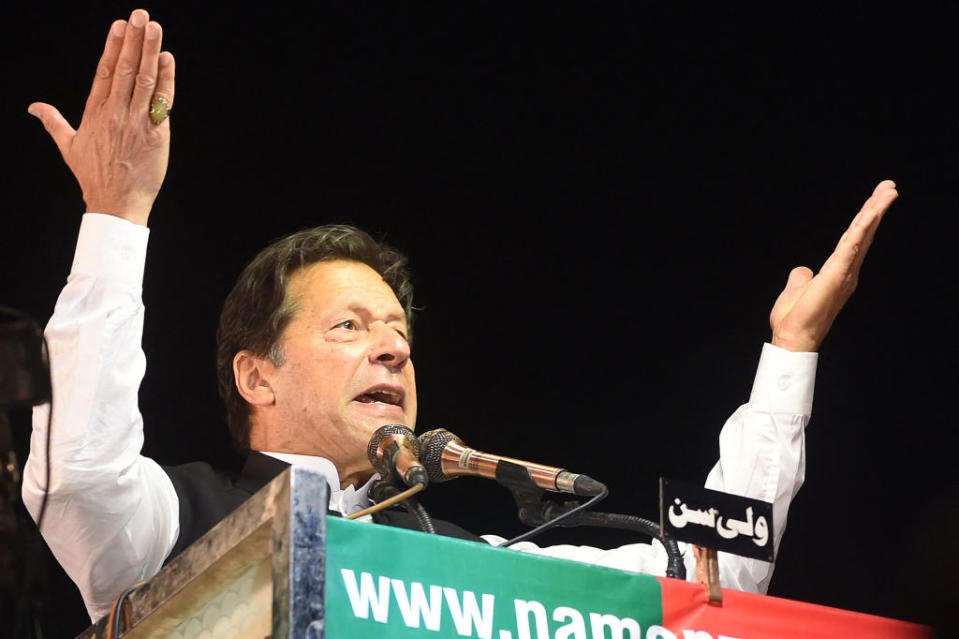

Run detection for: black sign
[[659, 478, 775, 562]]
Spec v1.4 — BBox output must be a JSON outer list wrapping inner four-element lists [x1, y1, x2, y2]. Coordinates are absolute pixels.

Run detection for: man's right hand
[[28, 8, 175, 226]]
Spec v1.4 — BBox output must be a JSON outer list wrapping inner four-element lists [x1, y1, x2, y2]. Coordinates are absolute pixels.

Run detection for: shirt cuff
[[748, 342, 818, 417], [70, 213, 150, 285]]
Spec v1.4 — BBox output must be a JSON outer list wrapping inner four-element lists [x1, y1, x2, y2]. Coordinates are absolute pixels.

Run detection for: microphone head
[[416, 428, 462, 483], [367, 424, 417, 476]]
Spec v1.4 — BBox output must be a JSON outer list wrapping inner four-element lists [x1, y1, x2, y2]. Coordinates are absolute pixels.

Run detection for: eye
[[335, 319, 358, 330]]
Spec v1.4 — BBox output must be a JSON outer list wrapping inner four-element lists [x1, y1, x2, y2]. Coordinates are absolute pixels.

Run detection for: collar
[[259, 451, 376, 518]]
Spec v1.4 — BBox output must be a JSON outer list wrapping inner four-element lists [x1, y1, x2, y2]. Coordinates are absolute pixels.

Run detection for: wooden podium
[[77, 466, 932, 639], [78, 465, 329, 638]]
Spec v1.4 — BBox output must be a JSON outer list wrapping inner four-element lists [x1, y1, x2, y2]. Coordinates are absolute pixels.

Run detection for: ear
[[233, 350, 277, 407]]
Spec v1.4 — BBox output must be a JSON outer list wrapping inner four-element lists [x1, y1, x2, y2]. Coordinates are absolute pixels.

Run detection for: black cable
[[401, 497, 436, 534], [510, 494, 686, 580], [554, 510, 686, 580], [35, 335, 52, 533], [0, 309, 53, 533], [501, 485, 609, 547], [108, 581, 145, 639]]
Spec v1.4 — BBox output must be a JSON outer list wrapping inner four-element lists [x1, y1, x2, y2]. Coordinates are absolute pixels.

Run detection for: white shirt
[[261, 451, 375, 518], [22, 214, 817, 622]]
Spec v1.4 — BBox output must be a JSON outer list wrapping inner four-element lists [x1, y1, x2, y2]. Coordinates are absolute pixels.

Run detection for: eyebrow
[[344, 303, 408, 328]]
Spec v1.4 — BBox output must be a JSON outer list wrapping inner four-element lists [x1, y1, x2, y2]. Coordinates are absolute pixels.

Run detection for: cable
[[107, 580, 147, 639], [402, 497, 436, 534], [558, 511, 686, 580], [509, 492, 686, 580], [346, 483, 424, 520], [35, 335, 53, 533], [365, 479, 437, 534], [500, 485, 609, 547], [0, 310, 53, 533]]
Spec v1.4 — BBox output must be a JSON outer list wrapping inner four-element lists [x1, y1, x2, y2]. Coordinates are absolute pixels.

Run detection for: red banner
[[658, 577, 932, 639]]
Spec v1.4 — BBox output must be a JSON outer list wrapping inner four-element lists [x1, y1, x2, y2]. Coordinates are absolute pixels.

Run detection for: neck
[[339, 466, 375, 489]]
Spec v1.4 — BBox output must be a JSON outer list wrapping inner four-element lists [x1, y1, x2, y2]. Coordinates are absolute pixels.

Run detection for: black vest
[[162, 452, 485, 562]]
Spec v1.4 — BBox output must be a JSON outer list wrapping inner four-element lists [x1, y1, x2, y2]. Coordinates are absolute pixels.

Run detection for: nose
[[368, 322, 411, 371]]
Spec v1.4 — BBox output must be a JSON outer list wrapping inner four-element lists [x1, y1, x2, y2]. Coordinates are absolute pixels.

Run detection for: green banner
[[325, 517, 664, 639]]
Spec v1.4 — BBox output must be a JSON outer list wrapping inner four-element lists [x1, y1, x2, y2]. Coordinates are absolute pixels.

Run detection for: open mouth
[[354, 387, 404, 408]]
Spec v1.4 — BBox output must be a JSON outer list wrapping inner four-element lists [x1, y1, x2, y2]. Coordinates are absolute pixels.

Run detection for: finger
[[155, 51, 176, 110], [820, 225, 869, 284], [785, 266, 814, 290], [771, 266, 813, 314], [109, 9, 149, 110], [847, 180, 898, 231], [821, 181, 898, 276], [847, 181, 898, 270], [130, 21, 163, 115], [27, 103, 77, 158], [86, 19, 127, 110], [859, 180, 898, 234], [872, 179, 897, 196]]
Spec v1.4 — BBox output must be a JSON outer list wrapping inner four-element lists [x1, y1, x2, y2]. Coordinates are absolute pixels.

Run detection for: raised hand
[[770, 180, 898, 352], [28, 8, 175, 226]]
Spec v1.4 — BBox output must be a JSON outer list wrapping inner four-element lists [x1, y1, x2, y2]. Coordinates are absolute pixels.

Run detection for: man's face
[[260, 259, 417, 481]]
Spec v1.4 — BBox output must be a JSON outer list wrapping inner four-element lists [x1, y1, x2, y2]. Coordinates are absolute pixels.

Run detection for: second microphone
[[416, 429, 605, 497]]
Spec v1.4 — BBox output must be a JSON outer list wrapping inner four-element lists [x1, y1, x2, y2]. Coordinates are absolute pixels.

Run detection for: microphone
[[367, 425, 428, 488], [416, 429, 605, 497]]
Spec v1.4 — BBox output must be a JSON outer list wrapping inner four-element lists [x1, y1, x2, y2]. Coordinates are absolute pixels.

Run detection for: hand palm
[[769, 181, 898, 352]]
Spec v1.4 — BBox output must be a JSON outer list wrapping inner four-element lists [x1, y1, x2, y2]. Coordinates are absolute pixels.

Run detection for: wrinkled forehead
[[286, 259, 407, 322]]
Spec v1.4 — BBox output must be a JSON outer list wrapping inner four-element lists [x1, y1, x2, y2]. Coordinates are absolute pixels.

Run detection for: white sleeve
[[705, 342, 816, 594], [486, 343, 816, 596], [21, 213, 180, 623]]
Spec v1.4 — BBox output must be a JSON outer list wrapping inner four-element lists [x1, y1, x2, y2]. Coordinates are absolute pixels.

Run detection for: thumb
[[28, 102, 76, 159], [784, 266, 814, 292], [770, 266, 814, 323]]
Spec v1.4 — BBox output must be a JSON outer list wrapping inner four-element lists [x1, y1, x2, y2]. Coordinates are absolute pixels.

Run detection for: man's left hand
[[769, 180, 898, 352]]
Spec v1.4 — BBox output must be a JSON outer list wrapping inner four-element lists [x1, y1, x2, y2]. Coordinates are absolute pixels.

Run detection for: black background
[[2, 3, 957, 636]]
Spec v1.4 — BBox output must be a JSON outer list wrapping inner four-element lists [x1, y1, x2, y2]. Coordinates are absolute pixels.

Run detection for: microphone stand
[[498, 463, 685, 580], [495, 460, 608, 545], [369, 479, 436, 534]]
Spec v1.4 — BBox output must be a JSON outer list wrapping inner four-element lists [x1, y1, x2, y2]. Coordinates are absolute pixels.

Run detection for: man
[[21, 9, 897, 624]]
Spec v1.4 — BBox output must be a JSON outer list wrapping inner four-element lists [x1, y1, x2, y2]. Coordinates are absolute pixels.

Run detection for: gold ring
[[149, 95, 171, 124]]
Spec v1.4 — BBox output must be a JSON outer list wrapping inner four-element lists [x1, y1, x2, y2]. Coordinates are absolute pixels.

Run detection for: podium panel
[[75, 467, 932, 638], [324, 517, 932, 639], [76, 466, 328, 639]]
